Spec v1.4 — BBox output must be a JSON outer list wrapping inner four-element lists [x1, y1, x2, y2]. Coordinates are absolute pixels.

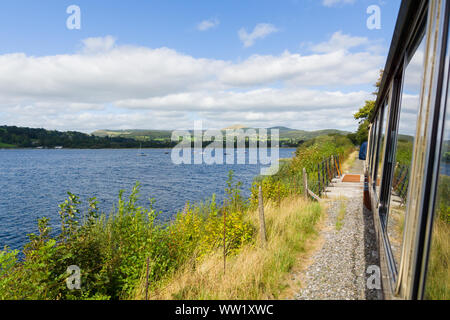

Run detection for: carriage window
[[372, 112, 381, 186], [376, 100, 390, 198], [369, 123, 376, 173], [424, 89, 450, 300], [368, 123, 375, 173], [387, 36, 426, 270]]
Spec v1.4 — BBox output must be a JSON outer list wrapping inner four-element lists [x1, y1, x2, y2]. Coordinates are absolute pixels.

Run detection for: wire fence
[[253, 152, 348, 205], [305, 154, 343, 199]]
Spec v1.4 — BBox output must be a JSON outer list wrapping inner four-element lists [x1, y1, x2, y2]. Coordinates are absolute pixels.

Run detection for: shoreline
[[0, 146, 298, 150]]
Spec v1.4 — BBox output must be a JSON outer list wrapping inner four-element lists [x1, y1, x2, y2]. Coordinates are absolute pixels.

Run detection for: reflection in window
[[425, 96, 450, 300], [387, 37, 426, 270], [372, 113, 380, 186], [376, 101, 389, 198], [369, 123, 376, 174]]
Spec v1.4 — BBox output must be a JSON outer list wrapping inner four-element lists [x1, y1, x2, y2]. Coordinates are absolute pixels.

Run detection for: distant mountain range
[[91, 126, 350, 143]]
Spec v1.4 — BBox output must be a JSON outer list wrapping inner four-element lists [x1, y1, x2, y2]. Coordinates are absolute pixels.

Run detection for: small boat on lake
[[138, 143, 147, 156]]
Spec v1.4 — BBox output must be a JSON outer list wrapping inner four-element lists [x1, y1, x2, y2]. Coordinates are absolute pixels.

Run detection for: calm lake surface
[[0, 148, 295, 251]]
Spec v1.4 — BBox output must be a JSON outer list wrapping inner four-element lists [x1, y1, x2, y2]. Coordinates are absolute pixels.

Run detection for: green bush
[[168, 171, 254, 260], [0, 172, 254, 300]]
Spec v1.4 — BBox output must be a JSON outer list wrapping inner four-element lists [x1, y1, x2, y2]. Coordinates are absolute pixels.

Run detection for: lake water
[[0, 148, 295, 251]]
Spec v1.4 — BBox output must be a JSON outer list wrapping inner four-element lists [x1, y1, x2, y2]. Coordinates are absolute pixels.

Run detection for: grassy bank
[[0, 134, 354, 300], [425, 174, 450, 300], [425, 218, 450, 300], [133, 197, 322, 299]]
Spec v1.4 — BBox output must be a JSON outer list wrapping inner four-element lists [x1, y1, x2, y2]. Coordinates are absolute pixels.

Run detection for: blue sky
[[0, 0, 401, 132]]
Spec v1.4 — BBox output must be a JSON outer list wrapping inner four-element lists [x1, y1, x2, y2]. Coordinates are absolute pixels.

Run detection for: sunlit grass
[[335, 202, 346, 231], [133, 196, 323, 300], [425, 218, 450, 300], [341, 150, 358, 173]]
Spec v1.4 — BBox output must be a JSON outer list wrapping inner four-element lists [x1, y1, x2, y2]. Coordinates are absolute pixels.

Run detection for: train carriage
[[367, 0, 449, 299]]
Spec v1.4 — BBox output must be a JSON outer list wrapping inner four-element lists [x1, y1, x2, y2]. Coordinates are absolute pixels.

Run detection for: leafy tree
[[349, 70, 383, 145]]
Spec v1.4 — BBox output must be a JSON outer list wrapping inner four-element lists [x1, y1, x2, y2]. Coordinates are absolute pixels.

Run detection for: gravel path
[[294, 158, 382, 300]]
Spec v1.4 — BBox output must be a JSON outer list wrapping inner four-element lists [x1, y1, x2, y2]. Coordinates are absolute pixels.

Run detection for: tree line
[[0, 125, 301, 149], [0, 126, 176, 149]]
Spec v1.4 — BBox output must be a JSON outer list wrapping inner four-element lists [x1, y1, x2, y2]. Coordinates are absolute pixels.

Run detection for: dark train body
[[366, 0, 449, 299]]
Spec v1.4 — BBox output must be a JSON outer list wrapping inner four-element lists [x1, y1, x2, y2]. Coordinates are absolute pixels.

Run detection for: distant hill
[[267, 126, 294, 132], [0, 125, 351, 149], [92, 129, 173, 141], [221, 124, 248, 130], [91, 126, 350, 145], [279, 129, 350, 140]]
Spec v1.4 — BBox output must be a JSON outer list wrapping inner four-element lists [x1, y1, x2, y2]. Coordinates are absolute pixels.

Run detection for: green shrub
[[0, 173, 254, 300]]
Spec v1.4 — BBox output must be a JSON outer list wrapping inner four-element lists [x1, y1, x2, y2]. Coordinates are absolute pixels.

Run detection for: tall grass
[[425, 218, 449, 300], [133, 196, 322, 300], [425, 174, 449, 300], [335, 202, 346, 231]]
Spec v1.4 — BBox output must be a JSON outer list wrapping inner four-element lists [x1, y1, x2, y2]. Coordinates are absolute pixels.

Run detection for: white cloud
[[81, 35, 117, 54], [197, 18, 220, 31], [114, 88, 370, 112], [322, 0, 356, 7], [0, 33, 383, 132], [219, 50, 382, 86], [0, 46, 226, 103], [238, 23, 278, 48], [310, 31, 369, 53]]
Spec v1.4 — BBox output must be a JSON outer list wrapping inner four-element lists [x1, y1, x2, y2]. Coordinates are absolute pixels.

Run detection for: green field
[[0, 142, 16, 148]]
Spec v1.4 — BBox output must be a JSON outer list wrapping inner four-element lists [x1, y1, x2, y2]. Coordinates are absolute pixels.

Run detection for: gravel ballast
[[294, 159, 382, 300]]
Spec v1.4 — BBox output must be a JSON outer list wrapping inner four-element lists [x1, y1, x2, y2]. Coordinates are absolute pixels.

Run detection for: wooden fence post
[[331, 155, 334, 178], [334, 155, 338, 176], [145, 256, 150, 300], [333, 155, 337, 177], [258, 186, 267, 246], [303, 168, 308, 200], [329, 157, 332, 180], [339, 155, 342, 176], [317, 163, 321, 196], [322, 161, 325, 192], [328, 157, 332, 180], [334, 155, 338, 177]]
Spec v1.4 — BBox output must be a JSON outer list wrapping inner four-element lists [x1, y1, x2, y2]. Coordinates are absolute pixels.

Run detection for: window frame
[[379, 74, 403, 228], [390, 24, 428, 295], [418, 0, 450, 299], [371, 110, 382, 193], [375, 97, 391, 203], [374, 8, 429, 294], [368, 0, 450, 299]]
